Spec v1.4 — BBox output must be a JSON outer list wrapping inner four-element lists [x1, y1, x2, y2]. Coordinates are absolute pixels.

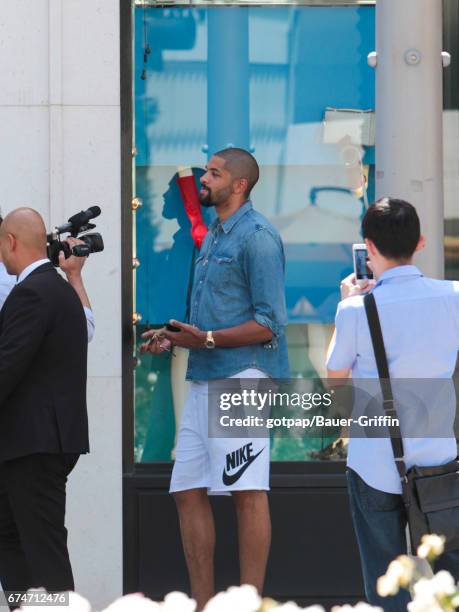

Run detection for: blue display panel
[[134, 5, 375, 462]]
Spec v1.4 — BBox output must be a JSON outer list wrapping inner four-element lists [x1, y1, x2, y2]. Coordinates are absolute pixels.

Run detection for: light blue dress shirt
[[327, 265, 459, 493]]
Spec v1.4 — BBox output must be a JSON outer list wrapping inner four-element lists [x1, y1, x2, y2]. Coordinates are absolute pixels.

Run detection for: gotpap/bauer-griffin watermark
[[219, 414, 400, 429]]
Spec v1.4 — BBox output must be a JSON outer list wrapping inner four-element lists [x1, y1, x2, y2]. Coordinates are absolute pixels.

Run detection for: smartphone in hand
[[352, 243, 374, 283], [165, 323, 181, 333]]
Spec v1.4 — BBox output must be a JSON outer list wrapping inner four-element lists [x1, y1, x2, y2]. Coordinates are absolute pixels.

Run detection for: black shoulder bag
[[364, 292, 459, 553]]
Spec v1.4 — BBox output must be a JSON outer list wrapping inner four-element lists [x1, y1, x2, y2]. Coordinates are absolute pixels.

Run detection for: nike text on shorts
[[170, 370, 270, 495]]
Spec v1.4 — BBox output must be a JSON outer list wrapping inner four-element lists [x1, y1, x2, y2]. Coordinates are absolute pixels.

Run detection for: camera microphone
[[55, 206, 101, 235]]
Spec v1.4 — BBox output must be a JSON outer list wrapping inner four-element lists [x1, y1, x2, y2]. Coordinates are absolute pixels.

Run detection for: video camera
[[47, 206, 104, 267]]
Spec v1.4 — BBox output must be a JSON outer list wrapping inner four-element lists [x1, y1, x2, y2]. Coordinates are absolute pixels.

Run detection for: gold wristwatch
[[205, 330, 216, 349]]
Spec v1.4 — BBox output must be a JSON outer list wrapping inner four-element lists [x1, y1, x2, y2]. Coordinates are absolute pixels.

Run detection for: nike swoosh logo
[[222, 447, 265, 486]]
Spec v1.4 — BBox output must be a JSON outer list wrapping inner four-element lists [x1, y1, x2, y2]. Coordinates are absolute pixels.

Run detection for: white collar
[[17, 258, 50, 284]]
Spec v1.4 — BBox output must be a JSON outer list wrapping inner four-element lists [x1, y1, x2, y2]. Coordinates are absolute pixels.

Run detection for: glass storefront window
[[133, 2, 375, 463]]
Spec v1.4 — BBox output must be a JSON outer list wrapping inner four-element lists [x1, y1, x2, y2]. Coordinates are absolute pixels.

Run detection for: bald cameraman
[[0, 214, 95, 340], [0, 208, 90, 604]]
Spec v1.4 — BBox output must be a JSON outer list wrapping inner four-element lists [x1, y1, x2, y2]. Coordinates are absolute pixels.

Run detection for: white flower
[[410, 569, 457, 610], [204, 584, 261, 612], [272, 603, 303, 611], [412, 571, 456, 604], [417, 545, 430, 561], [450, 592, 459, 607], [407, 601, 442, 612], [407, 596, 443, 612], [67, 592, 93, 612], [203, 585, 261, 612], [265, 597, 323, 610], [161, 591, 196, 612], [412, 577, 437, 601], [376, 554, 417, 598], [417, 535, 445, 560], [386, 557, 415, 588], [229, 585, 262, 611], [429, 570, 456, 597], [101, 593, 161, 612], [259, 597, 279, 611], [376, 573, 400, 597], [332, 605, 381, 612], [202, 592, 233, 612], [353, 604, 383, 612]]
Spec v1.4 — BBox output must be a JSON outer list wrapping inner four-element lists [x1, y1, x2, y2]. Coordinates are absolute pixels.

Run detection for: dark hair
[[214, 147, 260, 198], [0, 215, 3, 226], [361, 198, 420, 260]]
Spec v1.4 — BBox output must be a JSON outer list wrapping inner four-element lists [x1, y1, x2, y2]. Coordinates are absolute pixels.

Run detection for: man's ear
[[234, 178, 248, 196], [365, 238, 378, 257], [415, 234, 426, 253], [7, 233, 16, 252]]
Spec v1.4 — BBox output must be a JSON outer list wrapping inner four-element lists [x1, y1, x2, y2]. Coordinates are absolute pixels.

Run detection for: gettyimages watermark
[[207, 378, 459, 439]]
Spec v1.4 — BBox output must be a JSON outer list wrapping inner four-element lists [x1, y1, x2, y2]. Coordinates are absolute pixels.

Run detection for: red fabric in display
[[177, 175, 208, 249]]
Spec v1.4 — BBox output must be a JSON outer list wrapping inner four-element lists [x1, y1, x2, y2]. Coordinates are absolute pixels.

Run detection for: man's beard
[[199, 187, 215, 208], [199, 185, 232, 208]]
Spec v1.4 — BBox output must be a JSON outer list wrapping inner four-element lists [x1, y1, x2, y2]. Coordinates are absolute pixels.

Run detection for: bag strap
[[363, 293, 410, 494]]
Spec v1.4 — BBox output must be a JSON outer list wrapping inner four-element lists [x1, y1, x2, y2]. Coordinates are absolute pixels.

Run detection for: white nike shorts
[[170, 369, 270, 495]]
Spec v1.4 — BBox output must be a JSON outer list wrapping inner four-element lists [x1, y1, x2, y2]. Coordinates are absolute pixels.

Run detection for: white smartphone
[[352, 243, 374, 282]]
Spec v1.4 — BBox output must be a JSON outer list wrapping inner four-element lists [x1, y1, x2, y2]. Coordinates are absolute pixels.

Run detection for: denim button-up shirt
[[186, 201, 290, 380]]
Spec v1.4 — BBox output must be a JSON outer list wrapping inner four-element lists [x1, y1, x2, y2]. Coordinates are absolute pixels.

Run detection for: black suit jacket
[[0, 262, 89, 462]]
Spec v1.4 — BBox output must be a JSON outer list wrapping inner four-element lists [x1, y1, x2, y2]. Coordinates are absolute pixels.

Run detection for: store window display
[[133, 3, 376, 462]]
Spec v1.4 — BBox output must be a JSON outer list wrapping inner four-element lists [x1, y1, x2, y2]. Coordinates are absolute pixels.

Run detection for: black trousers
[[0, 453, 79, 606]]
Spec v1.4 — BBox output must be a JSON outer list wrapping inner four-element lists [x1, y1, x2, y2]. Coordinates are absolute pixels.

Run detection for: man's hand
[[58, 238, 86, 280], [140, 328, 172, 355], [59, 237, 92, 310], [340, 273, 375, 300], [163, 320, 206, 349]]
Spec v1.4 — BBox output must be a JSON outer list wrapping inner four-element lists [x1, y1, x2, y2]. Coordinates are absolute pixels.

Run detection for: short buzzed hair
[[214, 147, 260, 198], [362, 197, 420, 260]]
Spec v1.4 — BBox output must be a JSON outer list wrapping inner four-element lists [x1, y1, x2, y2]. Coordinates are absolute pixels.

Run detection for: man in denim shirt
[[141, 148, 289, 610]]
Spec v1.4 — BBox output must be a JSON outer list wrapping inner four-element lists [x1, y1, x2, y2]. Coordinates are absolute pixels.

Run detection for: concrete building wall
[[0, 1, 122, 608]]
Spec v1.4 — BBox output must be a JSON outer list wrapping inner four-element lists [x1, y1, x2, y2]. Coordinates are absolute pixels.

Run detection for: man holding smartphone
[[141, 147, 289, 611], [352, 244, 374, 285], [327, 198, 459, 611]]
